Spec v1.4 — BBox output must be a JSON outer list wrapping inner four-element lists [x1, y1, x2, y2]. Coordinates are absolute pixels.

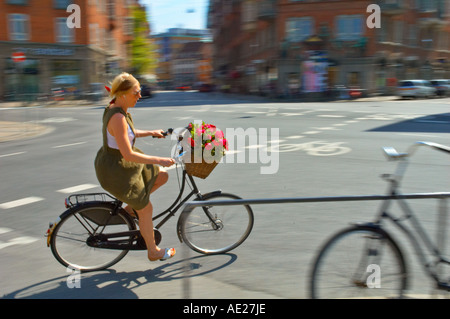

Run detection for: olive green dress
[[94, 107, 159, 210]]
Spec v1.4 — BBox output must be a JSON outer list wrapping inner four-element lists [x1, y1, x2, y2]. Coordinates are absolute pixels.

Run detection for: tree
[[130, 5, 158, 75]]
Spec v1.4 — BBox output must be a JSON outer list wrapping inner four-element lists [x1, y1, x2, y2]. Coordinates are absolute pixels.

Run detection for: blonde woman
[[95, 72, 176, 262]]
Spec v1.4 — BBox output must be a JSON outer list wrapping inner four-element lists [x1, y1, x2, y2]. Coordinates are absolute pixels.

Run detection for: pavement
[[0, 98, 109, 143], [0, 94, 399, 143]]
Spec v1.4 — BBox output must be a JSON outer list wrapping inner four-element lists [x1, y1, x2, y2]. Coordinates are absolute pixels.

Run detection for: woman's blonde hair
[[109, 72, 139, 98]]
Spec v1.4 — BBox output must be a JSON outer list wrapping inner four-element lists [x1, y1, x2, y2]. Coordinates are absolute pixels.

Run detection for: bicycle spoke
[[50, 204, 135, 272], [181, 193, 254, 254], [310, 226, 407, 299]]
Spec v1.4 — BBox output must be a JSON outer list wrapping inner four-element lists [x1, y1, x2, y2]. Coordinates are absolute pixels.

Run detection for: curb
[[0, 121, 54, 143]]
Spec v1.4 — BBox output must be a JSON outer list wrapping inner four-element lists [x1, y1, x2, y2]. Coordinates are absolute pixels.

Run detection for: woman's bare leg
[[129, 169, 174, 261], [136, 201, 165, 261]]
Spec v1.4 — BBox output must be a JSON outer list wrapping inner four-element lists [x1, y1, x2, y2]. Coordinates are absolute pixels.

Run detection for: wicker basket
[[184, 155, 219, 179]]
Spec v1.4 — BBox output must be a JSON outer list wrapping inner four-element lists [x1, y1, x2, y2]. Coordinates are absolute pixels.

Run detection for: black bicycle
[[309, 141, 450, 299], [46, 128, 254, 272]]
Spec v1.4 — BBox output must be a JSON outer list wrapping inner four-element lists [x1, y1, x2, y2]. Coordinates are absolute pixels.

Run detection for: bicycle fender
[[45, 217, 61, 247], [352, 222, 382, 229], [46, 202, 127, 247], [198, 190, 223, 199]]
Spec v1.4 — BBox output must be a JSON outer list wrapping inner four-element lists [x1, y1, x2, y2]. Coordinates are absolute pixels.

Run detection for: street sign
[[12, 52, 26, 63]]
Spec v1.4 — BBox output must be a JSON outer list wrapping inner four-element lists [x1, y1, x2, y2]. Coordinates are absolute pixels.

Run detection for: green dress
[[94, 107, 159, 210]]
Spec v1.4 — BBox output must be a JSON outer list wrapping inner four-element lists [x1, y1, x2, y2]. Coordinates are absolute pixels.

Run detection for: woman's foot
[[149, 248, 176, 262]]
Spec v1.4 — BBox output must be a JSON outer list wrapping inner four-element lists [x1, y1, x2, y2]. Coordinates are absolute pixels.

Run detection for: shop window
[[4, 58, 40, 100], [347, 72, 360, 87], [51, 60, 81, 89]]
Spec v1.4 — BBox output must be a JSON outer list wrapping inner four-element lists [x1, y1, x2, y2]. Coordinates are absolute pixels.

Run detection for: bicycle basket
[[184, 155, 219, 179]]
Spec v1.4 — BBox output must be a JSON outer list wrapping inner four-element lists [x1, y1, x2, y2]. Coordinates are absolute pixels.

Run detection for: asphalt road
[[0, 91, 449, 301]]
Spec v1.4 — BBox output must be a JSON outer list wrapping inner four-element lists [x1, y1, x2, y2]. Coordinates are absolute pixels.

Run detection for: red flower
[[204, 142, 213, 151], [222, 138, 228, 150]]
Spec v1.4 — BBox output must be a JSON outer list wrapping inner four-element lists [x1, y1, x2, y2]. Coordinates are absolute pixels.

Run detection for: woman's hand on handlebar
[[158, 157, 176, 167], [152, 128, 173, 138], [151, 129, 167, 138]]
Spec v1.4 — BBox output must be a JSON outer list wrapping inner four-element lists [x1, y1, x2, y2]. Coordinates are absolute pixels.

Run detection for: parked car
[[176, 85, 191, 91], [430, 79, 450, 97], [84, 83, 106, 101], [140, 84, 153, 98], [51, 87, 65, 101], [198, 83, 213, 92], [396, 80, 436, 98]]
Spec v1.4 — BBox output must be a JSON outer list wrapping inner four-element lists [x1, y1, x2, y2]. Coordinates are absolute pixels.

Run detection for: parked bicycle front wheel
[[50, 202, 136, 272], [179, 193, 254, 254], [310, 225, 408, 299]]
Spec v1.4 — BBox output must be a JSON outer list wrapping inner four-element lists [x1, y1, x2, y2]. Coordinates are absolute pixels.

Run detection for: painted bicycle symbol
[[268, 141, 351, 156]]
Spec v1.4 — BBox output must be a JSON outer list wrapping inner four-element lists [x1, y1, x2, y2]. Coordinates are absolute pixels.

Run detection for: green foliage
[[130, 6, 158, 75]]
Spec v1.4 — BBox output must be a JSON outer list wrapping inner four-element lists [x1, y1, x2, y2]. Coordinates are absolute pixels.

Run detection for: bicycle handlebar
[[409, 141, 450, 155], [383, 141, 450, 161], [152, 128, 174, 138]]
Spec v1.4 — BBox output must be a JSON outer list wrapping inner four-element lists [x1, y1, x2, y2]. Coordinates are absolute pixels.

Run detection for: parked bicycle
[[310, 141, 450, 299], [46, 127, 254, 272]]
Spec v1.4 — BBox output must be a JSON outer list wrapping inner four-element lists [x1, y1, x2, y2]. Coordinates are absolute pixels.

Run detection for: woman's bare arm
[[108, 113, 174, 167]]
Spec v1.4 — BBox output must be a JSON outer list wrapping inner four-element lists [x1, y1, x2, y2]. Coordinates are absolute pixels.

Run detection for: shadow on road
[[2, 253, 237, 299], [367, 113, 450, 134]]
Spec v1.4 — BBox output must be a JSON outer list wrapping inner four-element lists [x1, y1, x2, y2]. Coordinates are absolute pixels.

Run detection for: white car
[[430, 79, 450, 96], [396, 80, 436, 98]]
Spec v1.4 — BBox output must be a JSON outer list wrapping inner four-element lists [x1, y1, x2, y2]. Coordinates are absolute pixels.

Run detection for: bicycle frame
[[151, 168, 221, 230], [367, 143, 450, 289]]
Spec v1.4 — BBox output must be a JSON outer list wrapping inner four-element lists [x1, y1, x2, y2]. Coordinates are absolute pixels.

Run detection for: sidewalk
[[0, 98, 109, 143]]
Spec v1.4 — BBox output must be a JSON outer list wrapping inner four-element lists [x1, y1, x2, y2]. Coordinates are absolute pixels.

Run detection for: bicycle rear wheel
[[50, 202, 136, 272], [179, 193, 254, 254], [310, 225, 408, 299]]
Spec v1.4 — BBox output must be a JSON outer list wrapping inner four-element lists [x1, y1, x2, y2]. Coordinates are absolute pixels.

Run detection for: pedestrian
[[94, 72, 176, 262]]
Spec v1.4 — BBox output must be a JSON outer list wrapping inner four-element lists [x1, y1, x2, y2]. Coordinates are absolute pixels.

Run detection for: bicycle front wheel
[[179, 193, 254, 254], [310, 225, 408, 299], [50, 202, 136, 272]]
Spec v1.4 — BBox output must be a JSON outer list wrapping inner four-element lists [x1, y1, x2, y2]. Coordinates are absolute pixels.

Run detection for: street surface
[[0, 91, 449, 300]]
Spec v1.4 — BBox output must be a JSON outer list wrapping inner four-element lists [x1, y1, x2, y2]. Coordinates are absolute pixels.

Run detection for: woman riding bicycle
[[94, 72, 176, 262]]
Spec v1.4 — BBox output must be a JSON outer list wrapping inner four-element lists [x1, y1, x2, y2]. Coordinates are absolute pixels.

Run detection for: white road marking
[[0, 197, 44, 209], [313, 127, 341, 131], [52, 141, 87, 149], [57, 184, 98, 194], [0, 227, 13, 234], [0, 152, 26, 158], [31, 117, 76, 123], [318, 114, 345, 118], [0, 236, 38, 250]]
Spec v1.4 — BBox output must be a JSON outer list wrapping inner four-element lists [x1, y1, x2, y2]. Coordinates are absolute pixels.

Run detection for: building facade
[[0, 0, 136, 101], [171, 41, 213, 88], [153, 28, 212, 89], [208, 0, 450, 97]]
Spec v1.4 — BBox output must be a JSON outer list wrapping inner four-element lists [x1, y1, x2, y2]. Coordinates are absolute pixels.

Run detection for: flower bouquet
[[183, 121, 228, 179]]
